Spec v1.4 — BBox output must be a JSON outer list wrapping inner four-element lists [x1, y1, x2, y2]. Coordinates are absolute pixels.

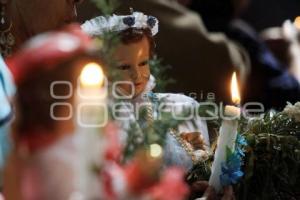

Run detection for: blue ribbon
[[220, 134, 247, 186], [220, 152, 244, 186]]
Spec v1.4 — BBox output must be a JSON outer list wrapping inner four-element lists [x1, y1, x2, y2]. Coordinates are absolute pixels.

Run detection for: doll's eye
[[138, 60, 149, 67], [118, 64, 131, 70]]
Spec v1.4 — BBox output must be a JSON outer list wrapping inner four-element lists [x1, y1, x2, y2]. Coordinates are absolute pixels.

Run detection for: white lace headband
[[81, 12, 159, 37]]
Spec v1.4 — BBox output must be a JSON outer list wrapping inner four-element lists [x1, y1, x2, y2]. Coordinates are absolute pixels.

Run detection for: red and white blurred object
[[99, 122, 189, 200], [101, 156, 189, 200], [3, 24, 101, 200], [148, 167, 189, 200]]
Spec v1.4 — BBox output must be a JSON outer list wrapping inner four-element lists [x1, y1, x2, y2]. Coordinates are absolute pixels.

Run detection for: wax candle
[[75, 62, 107, 198], [209, 72, 241, 192]]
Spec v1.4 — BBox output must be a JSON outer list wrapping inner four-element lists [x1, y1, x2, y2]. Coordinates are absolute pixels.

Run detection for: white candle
[[75, 62, 107, 198], [208, 106, 240, 192], [209, 72, 241, 192]]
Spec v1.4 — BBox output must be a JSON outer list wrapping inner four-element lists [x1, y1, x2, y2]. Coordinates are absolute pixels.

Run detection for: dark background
[[241, 0, 300, 31], [78, 0, 300, 33]]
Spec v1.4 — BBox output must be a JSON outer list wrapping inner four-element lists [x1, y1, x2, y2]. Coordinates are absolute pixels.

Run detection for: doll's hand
[[282, 20, 299, 44], [181, 132, 206, 150]]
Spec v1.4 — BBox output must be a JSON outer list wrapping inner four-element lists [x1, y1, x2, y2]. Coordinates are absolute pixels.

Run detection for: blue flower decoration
[[123, 16, 135, 27], [235, 134, 247, 157], [236, 146, 245, 158], [236, 134, 247, 146], [220, 152, 244, 186], [219, 134, 247, 186], [147, 16, 157, 28], [147, 91, 159, 103]]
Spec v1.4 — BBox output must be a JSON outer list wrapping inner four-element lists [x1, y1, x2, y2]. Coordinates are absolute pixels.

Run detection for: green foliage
[[149, 57, 175, 92], [244, 112, 300, 139], [236, 111, 300, 200], [122, 97, 192, 161], [187, 107, 300, 199], [186, 159, 212, 183], [98, 31, 122, 80], [90, 0, 119, 15]]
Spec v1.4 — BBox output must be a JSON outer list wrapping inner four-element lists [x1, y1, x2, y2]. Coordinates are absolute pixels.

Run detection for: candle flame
[[231, 72, 241, 105], [294, 16, 300, 29], [80, 62, 104, 87], [149, 144, 162, 158]]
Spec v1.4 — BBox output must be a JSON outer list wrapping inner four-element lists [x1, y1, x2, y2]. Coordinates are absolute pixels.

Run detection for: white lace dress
[[116, 75, 210, 171]]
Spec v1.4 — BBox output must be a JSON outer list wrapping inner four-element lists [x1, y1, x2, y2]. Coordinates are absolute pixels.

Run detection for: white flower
[[283, 102, 300, 122], [133, 12, 148, 29], [81, 12, 159, 37]]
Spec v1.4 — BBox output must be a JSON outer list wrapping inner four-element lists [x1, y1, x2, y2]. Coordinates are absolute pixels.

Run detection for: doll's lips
[[134, 82, 143, 86]]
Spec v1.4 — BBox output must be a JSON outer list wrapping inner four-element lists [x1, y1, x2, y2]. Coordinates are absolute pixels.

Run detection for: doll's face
[[113, 36, 151, 98]]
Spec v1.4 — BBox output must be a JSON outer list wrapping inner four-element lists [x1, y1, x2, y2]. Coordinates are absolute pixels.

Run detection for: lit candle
[[294, 16, 300, 29], [208, 72, 241, 192], [149, 143, 163, 158], [77, 62, 107, 129], [76, 62, 107, 197]]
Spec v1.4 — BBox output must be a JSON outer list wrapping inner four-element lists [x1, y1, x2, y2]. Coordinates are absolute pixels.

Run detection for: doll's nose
[[131, 67, 142, 81]]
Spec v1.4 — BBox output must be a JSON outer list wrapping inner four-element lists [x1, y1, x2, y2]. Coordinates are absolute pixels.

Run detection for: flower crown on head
[[81, 11, 159, 37]]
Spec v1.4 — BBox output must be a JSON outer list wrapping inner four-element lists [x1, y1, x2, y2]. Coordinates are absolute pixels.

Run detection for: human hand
[[191, 180, 209, 194], [282, 20, 299, 44], [190, 181, 214, 200], [220, 186, 235, 200], [282, 20, 300, 82], [194, 185, 235, 200]]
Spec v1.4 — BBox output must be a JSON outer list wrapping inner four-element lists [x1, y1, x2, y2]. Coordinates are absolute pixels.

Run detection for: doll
[[82, 12, 210, 172]]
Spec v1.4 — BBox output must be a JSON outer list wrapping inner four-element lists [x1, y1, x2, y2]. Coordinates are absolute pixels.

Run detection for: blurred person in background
[[261, 20, 300, 84], [0, 0, 84, 57], [0, 0, 85, 191], [189, 0, 300, 110]]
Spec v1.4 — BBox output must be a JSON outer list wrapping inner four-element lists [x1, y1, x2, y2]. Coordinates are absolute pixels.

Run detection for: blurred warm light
[[294, 16, 300, 29], [149, 144, 162, 158], [231, 72, 241, 105], [80, 62, 104, 87]]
